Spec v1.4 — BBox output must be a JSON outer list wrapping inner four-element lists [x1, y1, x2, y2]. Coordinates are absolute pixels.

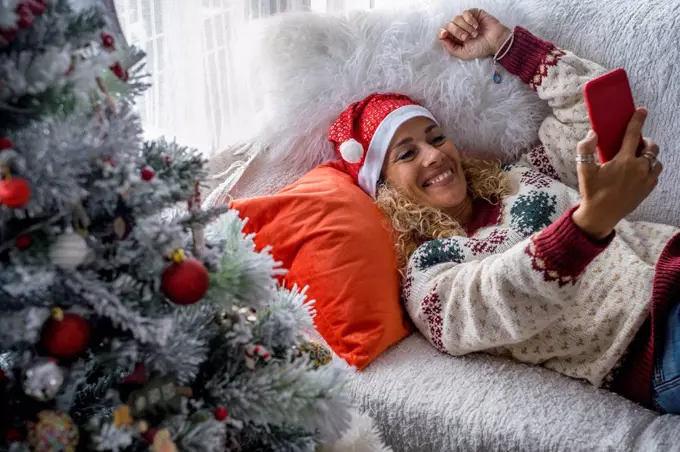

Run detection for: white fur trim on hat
[[339, 138, 364, 163], [358, 105, 437, 198]]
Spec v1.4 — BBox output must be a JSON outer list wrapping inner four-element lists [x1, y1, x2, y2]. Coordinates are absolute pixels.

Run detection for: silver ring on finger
[[642, 140, 660, 157], [575, 153, 596, 164], [641, 151, 659, 172]]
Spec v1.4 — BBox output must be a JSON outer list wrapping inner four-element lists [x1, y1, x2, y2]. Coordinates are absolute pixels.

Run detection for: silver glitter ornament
[[23, 358, 65, 401]]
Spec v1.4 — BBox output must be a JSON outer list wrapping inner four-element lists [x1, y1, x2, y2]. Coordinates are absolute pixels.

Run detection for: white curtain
[[113, 0, 414, 156]]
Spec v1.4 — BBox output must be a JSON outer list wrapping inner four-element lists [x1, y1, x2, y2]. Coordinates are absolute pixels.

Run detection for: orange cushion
[[229, 161, 411, 369]]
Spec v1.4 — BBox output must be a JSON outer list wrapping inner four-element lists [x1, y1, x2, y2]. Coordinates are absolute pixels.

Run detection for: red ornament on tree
[[0, 137, 12, 151], [27, 0, 46, 15], [141, 428, 159, 444], [0, 28, 18, 45], [162, 154, 173, 166], [109, 62, 129, 81], [16, 4, 33, 29], [141, 167, 155, 181], [101, 33, 115, 49], [214, 407, 229, 421], [0, 177, 31, 208], [15, 234, 31, 250], [161, 249, 209, 305], [40, 309, 91, 359], [6, 429, 23, 443]]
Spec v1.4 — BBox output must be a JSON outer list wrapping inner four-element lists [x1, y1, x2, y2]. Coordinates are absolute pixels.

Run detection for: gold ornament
[[113, 405, 133, 427], [152, 429, 177, 452], [51, 307, 64, 321], [298, 341, 332, 369], [27, 411, 79, 452], [171, 249, 185, 264]]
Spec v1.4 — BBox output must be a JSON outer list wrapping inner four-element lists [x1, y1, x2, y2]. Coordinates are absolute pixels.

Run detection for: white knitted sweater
[[404, 29, 679, 387]]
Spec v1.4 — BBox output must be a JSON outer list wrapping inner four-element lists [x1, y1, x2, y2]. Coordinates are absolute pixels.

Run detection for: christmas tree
[[0, 1, 352, 450]]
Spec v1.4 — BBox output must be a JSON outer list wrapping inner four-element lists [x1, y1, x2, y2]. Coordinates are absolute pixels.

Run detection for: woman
[[328, 9, 680, 413]]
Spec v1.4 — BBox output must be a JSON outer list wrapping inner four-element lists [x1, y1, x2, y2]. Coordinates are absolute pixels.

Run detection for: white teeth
[[424, 170, 453, 187]]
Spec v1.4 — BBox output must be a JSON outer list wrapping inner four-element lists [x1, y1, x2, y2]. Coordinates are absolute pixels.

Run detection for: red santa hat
[[328, 93, 438, 198]]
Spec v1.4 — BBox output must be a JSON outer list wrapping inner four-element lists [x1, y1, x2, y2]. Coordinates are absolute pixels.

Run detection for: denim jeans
[[652, 300, 680, 414]]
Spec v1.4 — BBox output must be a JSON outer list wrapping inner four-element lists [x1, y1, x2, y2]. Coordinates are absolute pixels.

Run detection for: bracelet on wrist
[[491, 31, 515, 84]]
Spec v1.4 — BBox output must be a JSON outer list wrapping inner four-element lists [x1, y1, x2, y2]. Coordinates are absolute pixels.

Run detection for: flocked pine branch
[[253, 284, 316, 351], [204, 210, 286, 309], [206, 359, 352, 442], [240, 423, 317, 452], [0, 0, 352, 450]]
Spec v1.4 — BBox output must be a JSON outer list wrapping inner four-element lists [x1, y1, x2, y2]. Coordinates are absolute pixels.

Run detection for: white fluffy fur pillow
[[214, 0, 680, 226], [231, 0, 547, 172]]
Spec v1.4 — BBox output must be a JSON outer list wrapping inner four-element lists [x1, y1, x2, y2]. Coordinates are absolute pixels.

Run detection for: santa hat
[[328, 93, 438, 198]]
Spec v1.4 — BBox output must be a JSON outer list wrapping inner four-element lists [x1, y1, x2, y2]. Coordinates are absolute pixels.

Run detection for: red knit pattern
[[328, 94, 423, 183], [499, 27, 564, 90], [609, 233, 680, 408], [526, 145, 561, 181], [421, 285, 445, 352], [465, 229, 509, 255], [521, 170, 553, 189], [525, 207, 614, 288]]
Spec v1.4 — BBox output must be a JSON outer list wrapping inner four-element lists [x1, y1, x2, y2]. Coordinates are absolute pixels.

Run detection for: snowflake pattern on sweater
[[404, 28, 680, 389]]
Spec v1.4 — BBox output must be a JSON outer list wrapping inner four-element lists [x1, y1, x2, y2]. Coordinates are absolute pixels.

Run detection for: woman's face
[[381, 117, 468, 210]]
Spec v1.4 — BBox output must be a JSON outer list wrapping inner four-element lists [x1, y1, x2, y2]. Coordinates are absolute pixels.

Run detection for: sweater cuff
[[525, 206, 614, 287], [499, 26, 562, 88]]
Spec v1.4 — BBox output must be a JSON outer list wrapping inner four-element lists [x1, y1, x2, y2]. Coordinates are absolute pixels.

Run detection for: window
[[113, 0, 409, 155]]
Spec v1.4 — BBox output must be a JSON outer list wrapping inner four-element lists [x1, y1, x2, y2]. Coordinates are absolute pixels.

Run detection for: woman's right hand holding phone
[[572, 108, 662, 240]]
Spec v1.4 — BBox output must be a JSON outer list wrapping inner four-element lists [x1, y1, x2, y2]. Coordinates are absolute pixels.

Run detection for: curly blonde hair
[[376, 158, 511, 270]]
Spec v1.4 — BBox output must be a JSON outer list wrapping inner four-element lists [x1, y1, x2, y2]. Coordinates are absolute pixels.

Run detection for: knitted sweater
[[404, 27, 680, 407]]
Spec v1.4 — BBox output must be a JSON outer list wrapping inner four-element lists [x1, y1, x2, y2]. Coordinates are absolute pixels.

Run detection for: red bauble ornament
[[1, 28, 18, 44], [16, 4, 33, 29], [214, 407, 229, 421], [161, 257, 209, 305], [27, 0, 46, 15], [141, 428, 159, 444], [41, 312, 91, 359], [0, 137, 12, 151], [0, 177, 31, 208], [141, 167, 155, 181], [109, 62, 128, 81], [15, 234, 31, 249], [6, 428, 23, 443], [122, 363, 148, 385], [101, 33, 115, 49]]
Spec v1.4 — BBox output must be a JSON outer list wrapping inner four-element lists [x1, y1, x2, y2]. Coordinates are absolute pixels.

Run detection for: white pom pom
[[339, 139, 364, 164], [49, 232, 89, 270]]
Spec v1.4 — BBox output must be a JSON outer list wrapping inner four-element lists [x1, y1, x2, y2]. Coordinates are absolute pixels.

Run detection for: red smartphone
[[583, 68, 642, 163]]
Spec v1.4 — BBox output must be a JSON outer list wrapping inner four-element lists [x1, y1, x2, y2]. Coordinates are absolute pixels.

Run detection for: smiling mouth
[[423, 169, 454, 188]]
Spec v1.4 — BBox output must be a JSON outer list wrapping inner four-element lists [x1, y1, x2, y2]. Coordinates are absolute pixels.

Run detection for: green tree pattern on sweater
[[413, 239, 464, 271], [510, 191, 558, 236]]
